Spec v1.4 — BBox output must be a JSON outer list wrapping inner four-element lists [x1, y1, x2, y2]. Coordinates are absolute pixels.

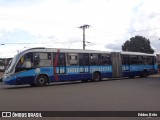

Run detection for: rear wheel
[[36, 75, 47, 87], [141, 70, 148, 78], [91, 72, 101, 82]]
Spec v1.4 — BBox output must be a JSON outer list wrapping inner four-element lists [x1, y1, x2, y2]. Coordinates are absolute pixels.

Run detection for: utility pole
[[79, 24, 90, 50]]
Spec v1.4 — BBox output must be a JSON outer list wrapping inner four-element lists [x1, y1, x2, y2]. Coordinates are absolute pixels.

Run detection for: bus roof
[[19, 47, 155, 56], [121, 51, 155, 56], [20, 47, 111, 54]]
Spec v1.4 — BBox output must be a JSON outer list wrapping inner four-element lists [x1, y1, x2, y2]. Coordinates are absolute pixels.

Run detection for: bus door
[[143, 56, 155, 70], [111, 52, 122, 78], [152, 56, 157, 70], [79, 53, 90, 73], [122, 55, 130, 72], [53, 52, 66, 75], [151, 56, 158, 72]]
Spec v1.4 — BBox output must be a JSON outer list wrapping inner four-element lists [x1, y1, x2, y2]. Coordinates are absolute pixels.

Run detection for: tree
[[122, 35, 154, 54]]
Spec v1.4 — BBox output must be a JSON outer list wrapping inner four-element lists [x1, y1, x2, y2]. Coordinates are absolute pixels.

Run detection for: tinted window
[[53, 53, 66, 66], [129, 55, 138, 64], [122, 55, 129, 65], [90, 54, 101, 65], [67, 53, 78, 66], [34, 52, 51, 67], [143, 56, 153, 65], [15, 52, 33, 72], [79, 53, 89, 66], [101, 54, 111, 65]]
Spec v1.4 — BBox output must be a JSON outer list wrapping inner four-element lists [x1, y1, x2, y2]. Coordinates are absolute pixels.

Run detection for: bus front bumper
[[3, 74, 17, 85]]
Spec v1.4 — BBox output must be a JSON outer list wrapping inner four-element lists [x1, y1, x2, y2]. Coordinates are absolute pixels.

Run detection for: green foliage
[[122, 36, 154, 54]]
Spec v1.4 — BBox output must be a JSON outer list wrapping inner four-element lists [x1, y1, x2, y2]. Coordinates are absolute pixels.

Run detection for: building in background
[[0, 58, 12, 80]]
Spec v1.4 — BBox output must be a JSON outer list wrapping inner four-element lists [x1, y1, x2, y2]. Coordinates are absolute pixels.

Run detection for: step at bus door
[[111, 52, 122, 78]]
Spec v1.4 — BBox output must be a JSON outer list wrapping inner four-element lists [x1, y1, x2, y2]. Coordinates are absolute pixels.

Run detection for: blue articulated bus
[[3, 47, 158, 87]]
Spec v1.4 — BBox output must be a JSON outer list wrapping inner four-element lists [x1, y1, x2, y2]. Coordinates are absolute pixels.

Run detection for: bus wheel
[[92, 72, 101, 82], [141, 70, 148, 78], [36, 75, 47, 87]]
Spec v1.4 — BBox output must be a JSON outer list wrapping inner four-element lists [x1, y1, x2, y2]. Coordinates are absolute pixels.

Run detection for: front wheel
[[36, 75, 47, 87], [91, 72, 101, 82]]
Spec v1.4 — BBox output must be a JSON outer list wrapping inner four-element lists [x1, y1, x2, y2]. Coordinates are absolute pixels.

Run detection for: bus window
[[90, 54, 101, 65], [79, 53, 89, 66], [148, 56, 153, 65], [137, 56, 143, 64], [15, 52, 33, 72], [23, 58, 32, 68], [67, 53, 78, 66], [153, 56, 157, 64], [143, 56, 151, 65], [53, 53, 65, 66], [101, 54, 111, 65], [59, 53, 65, 66], [122, 55, 129, 65], [34, 53, 51, 67], [129, 55, 138, 65]]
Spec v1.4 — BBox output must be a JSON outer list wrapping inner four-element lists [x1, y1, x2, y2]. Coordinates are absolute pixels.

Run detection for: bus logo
[[2, 112, 11, 117]]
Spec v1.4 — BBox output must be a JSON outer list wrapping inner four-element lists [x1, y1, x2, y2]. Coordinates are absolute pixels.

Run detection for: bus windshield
[[5, 55, 17, 74]]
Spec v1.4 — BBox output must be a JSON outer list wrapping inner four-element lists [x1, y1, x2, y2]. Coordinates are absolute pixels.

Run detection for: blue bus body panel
[[51, 65, 112, 82], [3, 65, 113, 85], [122, 64, 158, 77], [3, 67, 53, 85], [3, 77, 17, 85], [3, 64, 158, 85]]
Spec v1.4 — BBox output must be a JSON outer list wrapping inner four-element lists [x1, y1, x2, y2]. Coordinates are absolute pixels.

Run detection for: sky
[[0, 0, 160, 58]]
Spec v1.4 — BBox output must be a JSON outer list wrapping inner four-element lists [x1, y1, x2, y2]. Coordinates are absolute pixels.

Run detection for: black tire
[[36, 75, 47, 87], [92, 72, 101, 82], [141, 70, 148, 78]]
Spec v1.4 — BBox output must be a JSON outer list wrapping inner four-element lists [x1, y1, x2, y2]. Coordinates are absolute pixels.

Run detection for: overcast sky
[[0, 0, 160, 57]]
